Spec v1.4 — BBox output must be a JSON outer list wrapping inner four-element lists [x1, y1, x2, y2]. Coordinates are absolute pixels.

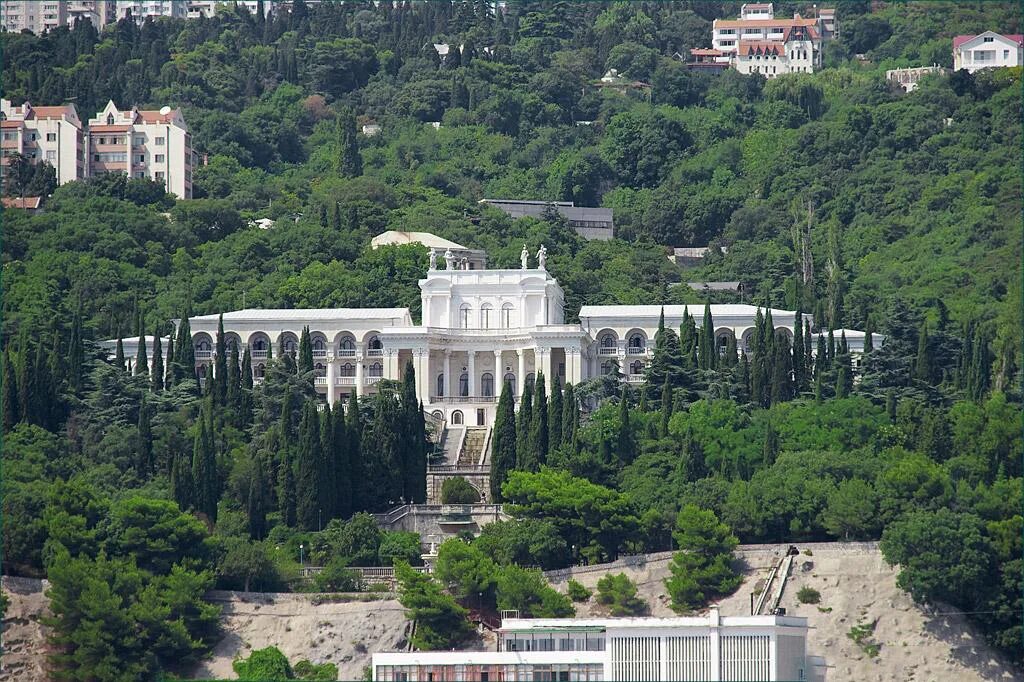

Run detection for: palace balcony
[[313, 349, 327, 358], [626, 346, 647, 355], [195, 350, 213, 360], [598, 346, 618, 356], [367, 348, 384, 357], [252, 350, 269, 359], [430, 396, 498, 404], [626, 374, 645, 383]]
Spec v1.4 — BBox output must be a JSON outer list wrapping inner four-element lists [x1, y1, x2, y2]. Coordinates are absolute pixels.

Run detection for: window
[[1, 132, 15, 141], [134, 171, 145, 178], [28, 132, 37, 141], [630, 360, 643, 375], [503, 372, 515, 387], [154, 171, 165, 180], [340, 363, 355, 377], [134, 136, 144, 146], [501, 303, 513, 328], [480, 304, 493, 329], [481, 373, 494, 397], [450, 410, 463, 425], [436, 374, 444, 397], [459, 304, 471, 329], [155, 136, 165, 145], [338, 336, 355, 355], [983, 36, 994, 42], [1004, 49, 1010, 59], [45, 150, 56, 161], [459, 372, 469, 397], [155, 153, 165, 162], [368, 362, 383, 378], [135, 154, 144, 163], [46, 132, 56, 142]]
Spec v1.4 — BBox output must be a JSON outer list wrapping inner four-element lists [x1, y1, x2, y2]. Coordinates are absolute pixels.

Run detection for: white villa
[[372, 610, 827, 682], [952, 32, 1023, 72], [174, 241, 870, 433]]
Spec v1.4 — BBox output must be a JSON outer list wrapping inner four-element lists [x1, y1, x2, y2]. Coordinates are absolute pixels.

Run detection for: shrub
[[441, 477, 481, 504], [314, 558, 363, 592], [797, 586, 821, 604], [596, 573, 647, 616], [294, 659, 339, 680], [232, 646, 292, 679], [567, 579, 592, 602]]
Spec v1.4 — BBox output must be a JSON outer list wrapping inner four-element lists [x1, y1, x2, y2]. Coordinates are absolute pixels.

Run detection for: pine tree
[[561, 383, 578, 450], [248, 456, 267, 541], [336, 107, 363, 178], [530, 372, 548, 466], [660, 377, 673, 437], [346, 394, 363, 512], [319, 404, 336, 520], [215, 314, 227, 404], [967, 324, 992, 401], [648, 308, 687, 389], [115, 336, 126, 371], [32, 339, 52, 428], [516, 381, 534, 470], [136, 392, 152, 476], [914, 321, 932, 383], [2, 350, 19, 431], [548, 376, 563, 452], [135, 314, 148, 378], [333, 402, 351, 518], [616, 385, 635, 465], [151, 331, 164, 391], [298, 326, 313, 374], [490, 379, 517, 501], [763, 419, 779, 467]]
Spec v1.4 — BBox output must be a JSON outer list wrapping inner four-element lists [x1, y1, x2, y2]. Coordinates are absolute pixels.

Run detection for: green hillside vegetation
[[1, 1, 1020, 678]]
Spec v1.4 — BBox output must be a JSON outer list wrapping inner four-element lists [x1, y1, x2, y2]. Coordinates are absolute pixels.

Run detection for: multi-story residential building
[[708, 3, 836, 77], [86, 100, 193, 199], [186, 0, 276, 18], [1, 1, 69, 34], [952, 32, 1023, 72], [0, 99, 85, 187], [373, 611, 828, 682], [115, 0, 188, 21], [480, 199, 614, 241]]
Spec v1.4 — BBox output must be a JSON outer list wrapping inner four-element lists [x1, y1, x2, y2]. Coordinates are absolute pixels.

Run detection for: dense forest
[[1, 1, 1021, 679]]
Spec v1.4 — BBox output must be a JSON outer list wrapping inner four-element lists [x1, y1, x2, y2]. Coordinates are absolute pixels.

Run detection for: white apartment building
[[373, 611, 827, 682], [0, 99, 85, 186], [710, 4, 835, 76], [186, 0, 276, 18], [953, 32, 1023, 72], [177, 241, 871, 432], [115, 0, 188, 21], [86, 100, 193, 199], [1, 1, 69, 34]]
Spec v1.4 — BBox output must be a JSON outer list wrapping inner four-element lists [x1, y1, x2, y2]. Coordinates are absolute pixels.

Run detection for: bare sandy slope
[[545, 542, 1022, 682], [190, 591, 412, 680], [1, 576, 51, 682]]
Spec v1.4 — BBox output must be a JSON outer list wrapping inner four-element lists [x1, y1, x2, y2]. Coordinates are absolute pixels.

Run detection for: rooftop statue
[[520, 243, 529, 269]]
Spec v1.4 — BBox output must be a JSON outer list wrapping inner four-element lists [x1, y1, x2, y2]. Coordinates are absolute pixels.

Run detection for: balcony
[[365, 376, 383, 385], [195, 350, 212, 360], [252, 350, 268, 360], [598, 346, 618, 356], [367, 348, 384, 357], [626, 374, 645, 383], [626, 346, 647, 355], [429, 396, 498, 404], [314, 376, 327, 386], [337, 349, 356, 357], [313, 350, 327, 359], [336, 376, 357, 386]]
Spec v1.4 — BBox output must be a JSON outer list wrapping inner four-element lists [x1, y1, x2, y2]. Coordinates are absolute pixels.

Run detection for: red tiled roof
[[88, 125, 131, 132], [0, 121, 23, 129], [137, 110, 176, 123], [30, 105, 75, 118], [715, 17, 818, 29], [738, 41, 785, 56], [2, 196, 42, 210], [690, 48, 726, 56], [954, 33, 1024, 49], [783, 24, 820, 41], [744, 3, 772, 9]]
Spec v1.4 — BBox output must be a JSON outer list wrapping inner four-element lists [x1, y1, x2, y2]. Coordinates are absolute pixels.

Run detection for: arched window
[[601, 360, 616, 375], [196, 339, 211, 353], [525, 373, 535, 390], [340, 363, 355, 377], [460, 304, 472, 329], [368, 362, 383, 378], [599, 333, 617, 353], [106, 113, 114, 125], [503, 372, 515, 387], [481, 304, 493, 329], [252, 337, 267, 351], [481, 372, 494, 397], [367, 335, 383, 355], [459, 372, 469, 397], [312, 337, 326, 357], [436, 374, 445, 397], [281, 335, 298, 357], [451, 410, 464, 425], [431, 410, 443, 421], [501, 303, 514, 329], [628, 334, 645, 349], [630, 360, 643, 375], [314, 362, 326, 377]]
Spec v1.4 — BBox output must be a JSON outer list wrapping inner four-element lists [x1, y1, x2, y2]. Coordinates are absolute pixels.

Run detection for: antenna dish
[[159, 106, 171, 116]]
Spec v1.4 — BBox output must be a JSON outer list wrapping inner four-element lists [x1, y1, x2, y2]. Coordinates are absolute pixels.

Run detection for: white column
[[568, 347, 582, 385], [517, 350, 526, 398], [467, 350, 476, 397], [443, 350, 451, 399], [536, 347, 550, 384], [494, 350, 503, 390], [417, 349, 431, 404], [355, 353, 364, 398], [326, 359, 336, 405]]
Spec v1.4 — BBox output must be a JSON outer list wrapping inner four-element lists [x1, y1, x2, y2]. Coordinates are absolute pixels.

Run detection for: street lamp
[[299, 543, 304, 566]]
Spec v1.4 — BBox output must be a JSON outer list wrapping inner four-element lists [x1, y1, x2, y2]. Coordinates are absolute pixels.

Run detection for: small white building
[[952, 32, 1023, 73], [885, 65, 949, 92], [373, 610, 827, 681]]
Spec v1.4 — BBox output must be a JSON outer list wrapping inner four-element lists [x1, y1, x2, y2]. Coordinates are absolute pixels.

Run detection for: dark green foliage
[[2, 350, 18, 431], [214, 315, 227, 405], [561, 383, 578, 450], [665, 505, 741, 613], [336, 107, 362, 178], [440, 477, 480, 504], [296, 401, 323, 530], [136, 392, 152, 476], [596, 572, 647, 616], [232, 645, 293, 680], [395, 561, 471, 651], [615, 385, 635, 465], [134, 314, 148, 378], [530, 372, 549, 466], [516, 380, 534, 471], [151, 332, 164, 392], [191, 405, 219, 524], [248, 456, 268, 541], [332, 402, 351, 519], [490, 379, 517, 501], [567, 579, 591, 602], [548, 376, 563, 452]]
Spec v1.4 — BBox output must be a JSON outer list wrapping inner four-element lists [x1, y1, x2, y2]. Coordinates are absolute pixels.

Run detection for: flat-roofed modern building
[[480, 199, 614, 241], [373, 610, 827, 681]]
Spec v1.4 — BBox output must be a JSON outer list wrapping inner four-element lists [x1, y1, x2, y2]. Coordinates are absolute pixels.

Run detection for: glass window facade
[[375, 663, 603, 682]]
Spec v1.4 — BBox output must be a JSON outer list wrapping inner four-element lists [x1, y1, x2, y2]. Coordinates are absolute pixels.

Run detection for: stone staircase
[[459, 427, 488, 466], [440, 426, 465, 465]]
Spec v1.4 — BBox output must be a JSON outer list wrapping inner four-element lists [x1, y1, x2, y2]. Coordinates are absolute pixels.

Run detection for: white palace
[[180, 237, 869, 432]]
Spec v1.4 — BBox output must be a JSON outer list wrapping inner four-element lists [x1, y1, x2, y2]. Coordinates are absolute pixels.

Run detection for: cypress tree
[[680, 425, 706, 481], [15, 332, 31, 424], [137, 392, 152, 476], [215, 315, 227, 404], [835, 332, 853, 397], [248, 456, 267, 540], [561, 383, 577, 450], [171, 451, 194, 511], [135, 315, 148, 378], [115, 336, 126, 371], [298, 326, 313, 374], [226, 343, 242, 416], [279, 446, 297, 526], [400, 362, 425, 504], [770, 334, 793, 405], [723, 333, 738, 368], [736, 352, 751, 404], [863, 317, 874, 354], [616, 385, 635, 465], [68, 304, 84, 392], [792, 312, 804, 390], [699, 303, 716, 371], [240, 347, 253, 422], [659, 377, 673, 437], [814, 371, 823, 403], [320, 404, 336, 520], [548, 376, 563, 451], [839, 330, 849, 357], [490, 379, 517, 501], [31, 339, 52, 428], [333, 402, 351, 518], [803, 319, 813, 386], [151, 331, 164, 391], [336, 107, 362, 178], [680, 309, 698, 370], [530, 372, 548, 466], [2, 350, 19, 431], [885, 389, 897, 422], [192, 407, 218, 523], [914, 321, 932, 383], [346, 394, 363, 512], [280, 389, 296, 441], [815, 334, 826, 378], [827, 328, 836, 367], [516, 381, 534, 470], [967, 324, 991, 400], [750, 310, 768, 407], [763, 419, 779, 467], [177, 316, 196, 388], [835, 366, 850, 398], [297, 400, 325, 530]]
